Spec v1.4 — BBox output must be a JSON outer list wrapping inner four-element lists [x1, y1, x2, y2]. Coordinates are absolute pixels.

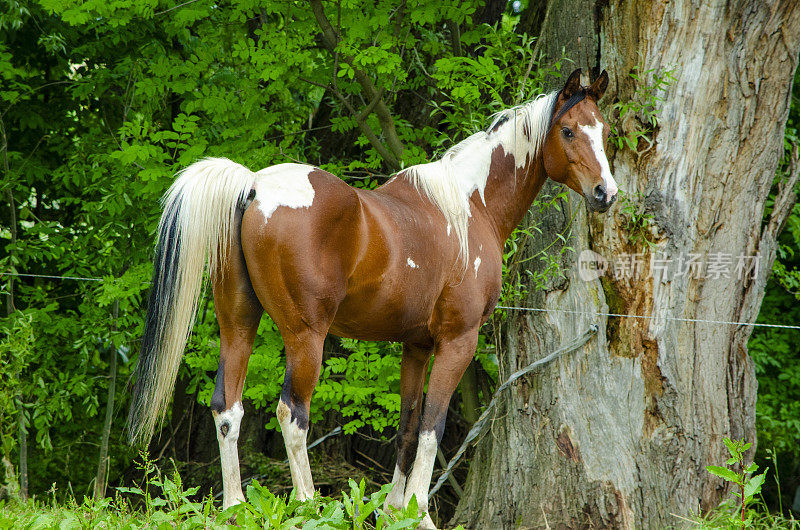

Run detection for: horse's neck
[[478, 148, 548, 244]]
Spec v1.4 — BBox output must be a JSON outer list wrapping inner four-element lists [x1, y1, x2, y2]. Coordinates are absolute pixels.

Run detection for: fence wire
[[3, 271, 799, 330], [428, 324, 598, 497]]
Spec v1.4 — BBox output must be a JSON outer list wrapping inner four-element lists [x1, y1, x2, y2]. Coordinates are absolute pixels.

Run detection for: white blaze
[[407, 258, 418, 269], [580, 119, 618, 196], [253, 163, 316, 220], [474, 256, 481, 278], [213, 401, 246, 510]]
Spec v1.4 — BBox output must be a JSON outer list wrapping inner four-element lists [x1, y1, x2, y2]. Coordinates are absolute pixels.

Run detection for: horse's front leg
[[385, 343, 433, 511], [277, 329, 325, 501], [404, 330, 479, 529]]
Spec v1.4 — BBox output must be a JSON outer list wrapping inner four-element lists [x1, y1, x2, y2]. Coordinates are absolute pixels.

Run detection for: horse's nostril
[[593, 185, 606, 201]]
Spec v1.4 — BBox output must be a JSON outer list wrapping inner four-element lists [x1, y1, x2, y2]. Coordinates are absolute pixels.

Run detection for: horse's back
[[238, 164, 453, 342]]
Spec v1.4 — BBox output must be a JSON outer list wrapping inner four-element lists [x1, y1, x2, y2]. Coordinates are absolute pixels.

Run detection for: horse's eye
[[562, 127, 574, 139]]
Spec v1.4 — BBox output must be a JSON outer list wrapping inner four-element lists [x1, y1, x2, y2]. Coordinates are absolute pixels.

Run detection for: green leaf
[[706, 465, 741, 484], [743, 472, 767, 500]]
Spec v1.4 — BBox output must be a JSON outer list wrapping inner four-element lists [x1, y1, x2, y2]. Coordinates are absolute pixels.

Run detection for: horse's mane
[[405, 91, 559, 264]]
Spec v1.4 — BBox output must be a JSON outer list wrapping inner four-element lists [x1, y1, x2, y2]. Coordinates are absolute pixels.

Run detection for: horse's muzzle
[[587, 184, 617, 212]]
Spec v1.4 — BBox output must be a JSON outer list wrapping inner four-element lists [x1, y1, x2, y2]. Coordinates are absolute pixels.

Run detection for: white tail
[[128, 158, 256, 445]]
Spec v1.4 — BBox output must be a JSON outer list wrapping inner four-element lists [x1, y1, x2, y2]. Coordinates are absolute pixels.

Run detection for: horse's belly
[[328, 280, 434, 343]]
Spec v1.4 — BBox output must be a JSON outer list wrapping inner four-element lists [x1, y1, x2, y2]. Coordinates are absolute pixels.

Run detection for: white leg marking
[[403, 430, 438, 527], [277, 401, 315, 501], [213, 401, 245, 510], [384, 464, 407, 511], [580, 119, 618, 196]]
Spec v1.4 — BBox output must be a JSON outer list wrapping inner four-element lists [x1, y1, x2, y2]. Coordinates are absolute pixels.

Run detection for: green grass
[[0, 461, 423, 529], [680, 501, 800, 529]]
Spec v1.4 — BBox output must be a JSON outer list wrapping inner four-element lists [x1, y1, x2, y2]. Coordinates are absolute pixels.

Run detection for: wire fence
[[3, 271, 799, 330], [428, 325, 598, 497], [5, 268, 800, 501], [495, 305, 800, 330]]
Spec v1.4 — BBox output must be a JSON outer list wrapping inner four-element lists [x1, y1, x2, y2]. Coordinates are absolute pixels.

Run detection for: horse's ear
[[561, 68, 582, 99], [588, 70, 609, 101]]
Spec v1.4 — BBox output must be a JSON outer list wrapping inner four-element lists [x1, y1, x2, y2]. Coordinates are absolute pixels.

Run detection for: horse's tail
[[128, 158, 256, 446]]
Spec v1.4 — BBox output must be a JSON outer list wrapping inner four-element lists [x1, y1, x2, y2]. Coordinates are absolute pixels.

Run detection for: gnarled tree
[[453, 1, 800, 527]]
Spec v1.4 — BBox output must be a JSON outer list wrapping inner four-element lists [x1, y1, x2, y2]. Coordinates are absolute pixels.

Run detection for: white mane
[[405, 91, 558, 264]]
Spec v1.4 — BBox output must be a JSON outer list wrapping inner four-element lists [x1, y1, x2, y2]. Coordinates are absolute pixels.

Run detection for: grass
[[681, 501, 800, 529], [0, 456, 424, 529]]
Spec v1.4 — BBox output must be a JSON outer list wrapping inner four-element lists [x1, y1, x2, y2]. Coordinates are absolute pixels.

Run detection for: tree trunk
[[3, 130, 27, 501], [93, 300, 119, 501], [454, 1, 800, 528]]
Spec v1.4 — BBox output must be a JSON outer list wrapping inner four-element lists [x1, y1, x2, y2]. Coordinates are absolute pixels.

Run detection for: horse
[[127, 68, 616, 528]]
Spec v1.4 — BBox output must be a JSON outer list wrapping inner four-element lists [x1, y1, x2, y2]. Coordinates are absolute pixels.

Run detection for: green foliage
[[616, 189, 655, 247], [318, 340, 402, 435], [770, 73, 800, 299], [610, 67, 676, 152], [0, 456, 423, 529], [429, 29, 564, 146], [704, 438, 767, 528], [748, 68, 800, 489], [749, 290, 800, 456], [689, 439, 800, 529]]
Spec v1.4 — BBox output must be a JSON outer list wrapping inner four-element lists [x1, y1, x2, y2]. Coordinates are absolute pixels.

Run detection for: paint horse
[[128, 69, 617, 528]]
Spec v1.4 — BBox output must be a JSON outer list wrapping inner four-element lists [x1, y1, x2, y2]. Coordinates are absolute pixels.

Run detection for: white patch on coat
[[407, 258, 418, 269], [406, 92, 558, 264], [580, 119, 618, 196], [253, 163, 316, 220], [384, 464, 407, 511], [474, 256, 481, 278], [277, 401, 314, 501], [213, 401, 245, 510], [403, 430, 438, 515]]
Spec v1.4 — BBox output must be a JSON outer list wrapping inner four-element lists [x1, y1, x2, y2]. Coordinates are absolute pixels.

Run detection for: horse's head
[[543, 68, 618, 212]]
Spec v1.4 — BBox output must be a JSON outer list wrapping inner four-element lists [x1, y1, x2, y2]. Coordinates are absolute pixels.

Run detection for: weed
[[0, 455, 425, 529], [610, 67, 676, 153], [617, 189, 655, 247], [685, 437, 799, 529]]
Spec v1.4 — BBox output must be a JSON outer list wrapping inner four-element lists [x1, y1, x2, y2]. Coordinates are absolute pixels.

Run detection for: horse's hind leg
[[277, 328, 326, 501], [210, 211, 264, 510], [385, 343, 432, 510]]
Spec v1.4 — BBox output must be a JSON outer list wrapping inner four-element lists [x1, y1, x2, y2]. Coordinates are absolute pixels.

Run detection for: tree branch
[[308, 0, 404, 167], [446, 19, 462, 56], [299, 76, 400, 169], [765, 142, 800, 241]]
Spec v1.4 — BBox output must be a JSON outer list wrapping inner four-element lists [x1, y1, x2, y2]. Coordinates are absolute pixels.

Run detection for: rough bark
[[2, 118, 27, 501], [94, 300, 119, 501], [454, 1, 800, 528]]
